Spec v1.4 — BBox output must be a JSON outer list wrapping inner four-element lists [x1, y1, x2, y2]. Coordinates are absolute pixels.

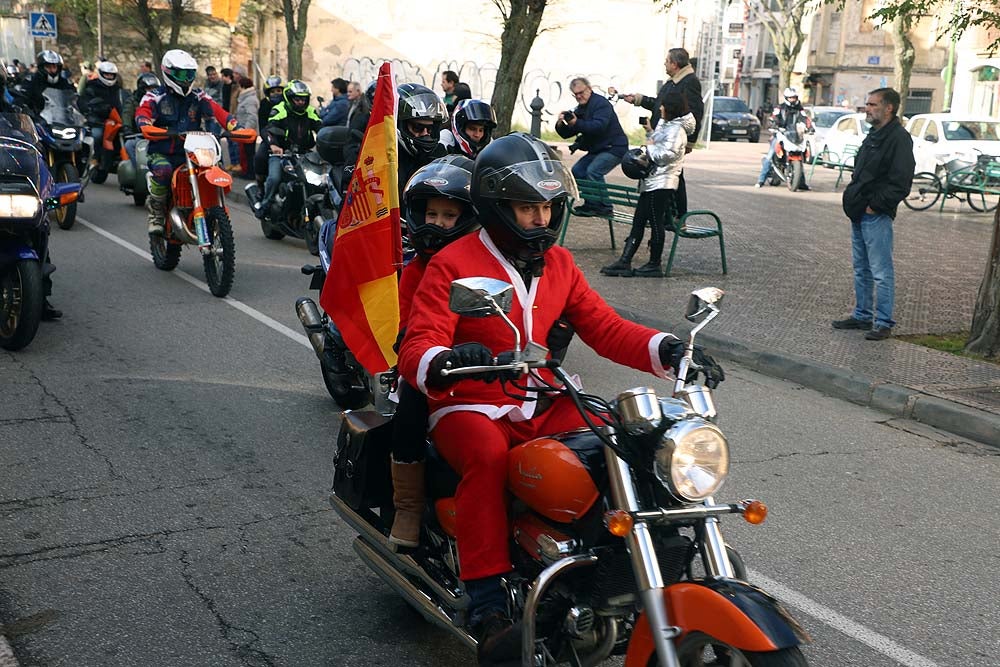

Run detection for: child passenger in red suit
[[397, 133, 725, 665]]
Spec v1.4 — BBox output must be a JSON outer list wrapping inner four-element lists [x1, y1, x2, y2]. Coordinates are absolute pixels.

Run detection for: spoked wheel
[[261, 215, 285, 240], [649, 631, 809, 666], [203, 207, 236, 297], [0, 260, 44, 351], [903, 172, 943, 211], [966, 191, 999, 213], [54, 162, 80, 229], [150, 233, 182, 271]]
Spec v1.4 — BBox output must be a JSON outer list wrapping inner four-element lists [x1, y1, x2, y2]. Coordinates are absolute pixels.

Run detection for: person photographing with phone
[[554, 77, 628, 217]]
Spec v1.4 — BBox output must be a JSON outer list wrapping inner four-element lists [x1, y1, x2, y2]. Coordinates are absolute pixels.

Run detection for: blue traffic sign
[[30, 12, 58, 39]]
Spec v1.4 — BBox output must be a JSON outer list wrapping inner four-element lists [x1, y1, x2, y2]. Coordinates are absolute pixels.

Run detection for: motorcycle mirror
[[448, 277, 514, 318], [685, 287, 724, 322]]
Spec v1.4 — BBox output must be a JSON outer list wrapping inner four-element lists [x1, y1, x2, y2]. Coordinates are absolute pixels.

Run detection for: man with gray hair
[[620, 48, 704, 216], [555, 76, 628, 216]]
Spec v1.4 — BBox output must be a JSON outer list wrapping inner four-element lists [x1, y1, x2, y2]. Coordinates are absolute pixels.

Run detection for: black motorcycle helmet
[[283, 79, 311, 115], [451, 99, 497, 157], [397, 83, 448, 159], [470, 133, 577, 270], [264, 75, 283, 97], [136, 72, 160, 97], [403, 155, 478, 259], [621, 147, 654, 180]]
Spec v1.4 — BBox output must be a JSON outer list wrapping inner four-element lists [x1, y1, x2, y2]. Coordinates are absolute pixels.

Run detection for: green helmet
[[283, 79, 311, 115]]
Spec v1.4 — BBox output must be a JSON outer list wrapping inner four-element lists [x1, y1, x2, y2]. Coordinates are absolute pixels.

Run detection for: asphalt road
[[1, 181, 997, 667]]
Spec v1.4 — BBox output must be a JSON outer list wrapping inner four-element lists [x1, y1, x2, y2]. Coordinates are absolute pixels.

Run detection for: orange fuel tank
[[506, 430, 603, 524]]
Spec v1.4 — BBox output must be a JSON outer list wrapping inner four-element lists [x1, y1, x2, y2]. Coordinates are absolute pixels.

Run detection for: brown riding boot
[[389, 459, 425, 549]]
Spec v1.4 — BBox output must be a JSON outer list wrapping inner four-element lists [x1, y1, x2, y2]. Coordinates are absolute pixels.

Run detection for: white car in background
[[816, 112, 870, 163], [805, 106, 853, 158], [905, 113, 1000, 174]]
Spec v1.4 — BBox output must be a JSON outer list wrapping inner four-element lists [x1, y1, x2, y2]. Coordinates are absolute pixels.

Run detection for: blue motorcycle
[[34, 89, 89, 230], [0, 113, 81, 350]]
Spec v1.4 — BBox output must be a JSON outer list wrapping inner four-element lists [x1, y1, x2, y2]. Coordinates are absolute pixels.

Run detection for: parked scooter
[[246, 147, 335, 255], [34, 89, 89, 230], [0, 113, 81, 350], [141, 126, 257, 297], [763, 120, 812, 192], [295, 217, 377, 410], [116, 131, 151, 207], [330, 281, 811, 667]]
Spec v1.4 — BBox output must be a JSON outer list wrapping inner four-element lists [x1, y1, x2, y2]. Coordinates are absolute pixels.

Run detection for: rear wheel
[[203, 207, 236, 297], [648, 632, 809, 666], [150, 233, 182, 271], [966, 191, 999, 213], [133, 190, 147, 207], [54, 162, 80, 230], [903, 172, 942, 211], [0, 260, 44, 351]]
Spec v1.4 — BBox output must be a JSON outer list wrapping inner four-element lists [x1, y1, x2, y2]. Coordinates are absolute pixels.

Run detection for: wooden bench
[[562, 179, 727, 277]]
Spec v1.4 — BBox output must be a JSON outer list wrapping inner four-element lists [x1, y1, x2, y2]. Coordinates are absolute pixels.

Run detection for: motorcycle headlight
[[654, 419, 729, 502], [304, 168, 327, 187], [53, 127, 77, 140], [0, 194, 41, 218]]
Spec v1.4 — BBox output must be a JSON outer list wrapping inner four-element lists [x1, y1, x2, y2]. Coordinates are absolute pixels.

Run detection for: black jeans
[[627, 188, 675, 249]]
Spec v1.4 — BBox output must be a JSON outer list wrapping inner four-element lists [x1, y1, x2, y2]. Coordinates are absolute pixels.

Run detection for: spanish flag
[[320, 62, 402, 375]]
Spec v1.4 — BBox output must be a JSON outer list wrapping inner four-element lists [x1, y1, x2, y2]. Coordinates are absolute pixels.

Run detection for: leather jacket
[[641, 112, 695, 192]]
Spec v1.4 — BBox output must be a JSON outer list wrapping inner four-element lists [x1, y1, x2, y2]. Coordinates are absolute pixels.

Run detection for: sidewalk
[[226, 140, 1000, 446], [557, 140, 1000, 446]]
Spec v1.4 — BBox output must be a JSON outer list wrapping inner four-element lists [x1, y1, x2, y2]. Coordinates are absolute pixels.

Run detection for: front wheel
[[903, 172, 942, 211], [203, 207, 236, 297], [786, 160, 804, 191], [0, 260, 44, 351], [54, 162, 80, 230], [650, 632, 809, 667]]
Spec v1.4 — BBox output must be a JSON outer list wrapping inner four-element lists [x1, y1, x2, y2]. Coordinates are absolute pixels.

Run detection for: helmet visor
[[479, 157, 578, 204], [167, 68, 196, 84], [404, 92, 448, 120]]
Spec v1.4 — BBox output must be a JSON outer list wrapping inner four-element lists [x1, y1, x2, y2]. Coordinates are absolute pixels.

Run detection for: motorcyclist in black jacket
[[395, 83, 448, 201], [25, 50, 76, 115], [755, 87, 811, 189], [79, 61, 124, 171]]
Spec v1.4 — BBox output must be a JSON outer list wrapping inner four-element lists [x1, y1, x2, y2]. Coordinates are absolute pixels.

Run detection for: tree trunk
[[134, 0, 165, 68], [490, 0, 547, 136], [282, 0, 311, 80], [966, 206, 1000, 358], [889, 16, 915, 116], [751, 1, 808, 97]]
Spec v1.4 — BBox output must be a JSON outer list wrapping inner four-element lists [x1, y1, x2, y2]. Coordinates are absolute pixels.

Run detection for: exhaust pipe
[[295, 297, 327, 360], [353, 538, 477, 652], [330, 494, 467, 607], [168, 208, 198, 244]]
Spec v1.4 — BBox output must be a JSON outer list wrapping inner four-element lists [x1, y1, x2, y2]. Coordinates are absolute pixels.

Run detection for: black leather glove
[[426, 342, 496, 388], [546, 318, 575, 362], [658, 338, 725, 387]]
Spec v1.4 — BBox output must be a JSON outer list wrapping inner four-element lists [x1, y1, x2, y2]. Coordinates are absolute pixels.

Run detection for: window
[[942, 120, 1000, 141], [909, 118, 925, 137], [813, 110, 850, 128], [906, 89, 934, 116], [837, 117, 856, 134], [923, 122, 939, 142], [713, 98, 750, 113], [826, 14, 841, 54]]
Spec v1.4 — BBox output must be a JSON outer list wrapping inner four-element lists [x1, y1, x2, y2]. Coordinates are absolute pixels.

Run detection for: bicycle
[[904, 152, 1000, 212]]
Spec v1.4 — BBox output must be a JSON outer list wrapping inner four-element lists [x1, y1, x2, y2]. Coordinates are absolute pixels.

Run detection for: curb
[[615, 303, 1000, 448], [0, 635, 18, 667]]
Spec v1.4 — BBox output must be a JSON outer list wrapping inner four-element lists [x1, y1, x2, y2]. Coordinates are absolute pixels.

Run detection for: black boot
[[600, 237, 640, 277], [634, 241, 664, 277]]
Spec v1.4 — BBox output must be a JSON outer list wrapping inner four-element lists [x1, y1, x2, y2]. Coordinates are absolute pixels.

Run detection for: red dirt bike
[[140, 126, 257, 297], [331, 281, 810, 666]]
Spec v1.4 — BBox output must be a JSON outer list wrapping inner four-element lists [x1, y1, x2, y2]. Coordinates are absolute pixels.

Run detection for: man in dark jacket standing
[[834, 88, 914, 341], [555, 76, 628, 216], [621, 47, 704, 216]]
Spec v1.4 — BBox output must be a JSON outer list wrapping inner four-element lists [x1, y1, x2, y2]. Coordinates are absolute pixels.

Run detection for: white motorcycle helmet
[[161, 49, 198, 96], [97, 61, 119, 87], [783, 87, 799, 101]]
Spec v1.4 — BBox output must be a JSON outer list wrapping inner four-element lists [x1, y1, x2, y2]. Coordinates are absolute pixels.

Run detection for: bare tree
[[281, 0, 312, 80], [122, 0, 187, 68], [746, 0, 814, 91], [490, 0, 548, 136]]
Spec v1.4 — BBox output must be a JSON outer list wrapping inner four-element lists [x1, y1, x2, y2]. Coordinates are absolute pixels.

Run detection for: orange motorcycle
[[140, 126, 257, 297], [88, 106, 127, 186], [331, 281, 810, 666]]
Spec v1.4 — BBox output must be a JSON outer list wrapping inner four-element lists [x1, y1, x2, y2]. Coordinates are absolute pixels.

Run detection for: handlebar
[[440, 357, 561, 377]]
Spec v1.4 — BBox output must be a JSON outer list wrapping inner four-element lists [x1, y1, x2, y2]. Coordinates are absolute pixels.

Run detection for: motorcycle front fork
[[603, 444, 734, 667]]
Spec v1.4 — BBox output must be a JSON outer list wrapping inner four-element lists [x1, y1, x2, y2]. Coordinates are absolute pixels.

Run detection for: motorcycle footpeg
[[301, 264, 319, 275]]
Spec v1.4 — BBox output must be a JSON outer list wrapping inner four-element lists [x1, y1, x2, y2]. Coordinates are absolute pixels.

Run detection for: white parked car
[[816, 112, 870, 164], [805, 106, 853, 158], [905, 113, 1000, 174]]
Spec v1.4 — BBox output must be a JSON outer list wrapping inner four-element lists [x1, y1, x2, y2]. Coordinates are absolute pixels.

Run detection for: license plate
[[731, 129, 747, 135]]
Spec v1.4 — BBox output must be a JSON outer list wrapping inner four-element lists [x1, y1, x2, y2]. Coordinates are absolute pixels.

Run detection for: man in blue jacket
[[555, 77, 628, 216], [320, 78, 349, 126]]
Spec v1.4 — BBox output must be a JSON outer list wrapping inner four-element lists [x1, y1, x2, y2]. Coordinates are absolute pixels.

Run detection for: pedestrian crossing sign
[[30, 12, 58, 39]]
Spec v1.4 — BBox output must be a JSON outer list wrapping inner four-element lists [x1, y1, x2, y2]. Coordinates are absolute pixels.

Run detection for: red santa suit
[[398, 229, 675, 580]]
